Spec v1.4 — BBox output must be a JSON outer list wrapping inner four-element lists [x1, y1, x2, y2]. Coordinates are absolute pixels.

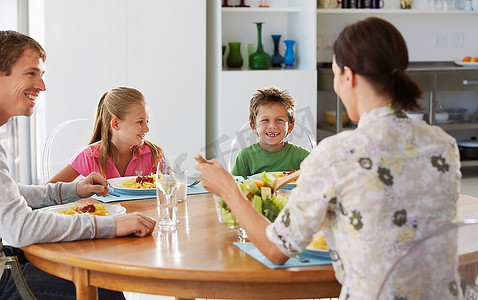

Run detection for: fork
[[106, 183, 120, 197], [296, 254, 309, 263], [188, 180, 201, 187]]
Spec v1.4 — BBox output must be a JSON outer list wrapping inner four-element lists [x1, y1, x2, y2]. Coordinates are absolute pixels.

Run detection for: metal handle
[[463, 80, 478, 86]]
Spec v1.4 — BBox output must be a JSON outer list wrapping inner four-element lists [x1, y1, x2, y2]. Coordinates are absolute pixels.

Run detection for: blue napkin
[[234, 242, 332, 269], [187, 183, 208, 195], [91, 192, 155, 203]]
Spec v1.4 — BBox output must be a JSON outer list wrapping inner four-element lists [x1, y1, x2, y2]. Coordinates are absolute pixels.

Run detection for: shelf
[[316, 8, 478, 14], [460, 160, 478, 167], [222, 68, 313, 73], [438, 123, 478, 130], [222, 7, 301, 13]]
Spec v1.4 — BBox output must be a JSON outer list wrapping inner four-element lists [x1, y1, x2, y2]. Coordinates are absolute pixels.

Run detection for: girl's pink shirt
[[69, 144, 162, 179]]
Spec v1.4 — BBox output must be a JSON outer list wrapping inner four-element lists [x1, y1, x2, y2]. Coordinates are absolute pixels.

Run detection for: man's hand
[[114, 212, 157, 237], [76, 172, 108, 198]]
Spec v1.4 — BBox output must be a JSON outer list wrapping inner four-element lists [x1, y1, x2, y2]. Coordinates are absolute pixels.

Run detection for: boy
[[231, 87, 310, 177]]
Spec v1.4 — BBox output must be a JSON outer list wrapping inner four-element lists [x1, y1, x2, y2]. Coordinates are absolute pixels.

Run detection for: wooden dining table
[[22, 193, 340, 299], [22, 193, 478, 299]]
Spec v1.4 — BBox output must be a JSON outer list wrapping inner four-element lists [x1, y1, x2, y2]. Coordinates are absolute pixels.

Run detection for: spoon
[[272, 170, 301, 193]]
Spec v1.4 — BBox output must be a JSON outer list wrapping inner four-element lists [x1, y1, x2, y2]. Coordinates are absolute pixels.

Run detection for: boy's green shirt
[[231, 142, 310, 177]]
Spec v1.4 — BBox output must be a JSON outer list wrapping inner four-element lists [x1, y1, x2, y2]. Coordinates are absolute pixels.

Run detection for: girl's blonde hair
[[90, 87, 163, 178]]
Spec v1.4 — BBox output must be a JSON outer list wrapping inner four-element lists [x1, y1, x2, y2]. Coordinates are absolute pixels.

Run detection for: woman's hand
[[114, 212, 157, 237], [195, 158, 238, 198], [75, 172, 108, 198]]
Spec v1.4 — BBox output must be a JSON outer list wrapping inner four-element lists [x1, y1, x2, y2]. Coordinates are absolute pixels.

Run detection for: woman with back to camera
[[48, 87, 165, 183], [196, 17, 461, 299]]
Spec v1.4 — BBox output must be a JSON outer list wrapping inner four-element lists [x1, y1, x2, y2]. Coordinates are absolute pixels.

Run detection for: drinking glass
[[175, 169, 188, 203], [156, 166, 180, 231]]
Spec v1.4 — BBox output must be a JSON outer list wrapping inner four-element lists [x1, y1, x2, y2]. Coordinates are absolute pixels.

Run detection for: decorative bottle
[[249, 22, 271, 70], [283, 40, 296, 69], [226, 42, 243, 69], [270, 34, 283, 68]]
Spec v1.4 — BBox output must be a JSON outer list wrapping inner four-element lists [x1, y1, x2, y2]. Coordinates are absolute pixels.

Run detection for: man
[[0, 30, 156, 299]]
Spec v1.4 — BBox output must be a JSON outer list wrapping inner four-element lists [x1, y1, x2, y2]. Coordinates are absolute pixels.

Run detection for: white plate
[[39, 203, 126, 216], [108, 176, 156, 195], [454, 61, 478, 67], [249, 172, 297, 189], [303, 231, 330, 258]]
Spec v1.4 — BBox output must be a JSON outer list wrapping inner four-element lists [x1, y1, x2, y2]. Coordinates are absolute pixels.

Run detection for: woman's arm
[[196, 159, 289, 265], [47, 164, 80, 184]]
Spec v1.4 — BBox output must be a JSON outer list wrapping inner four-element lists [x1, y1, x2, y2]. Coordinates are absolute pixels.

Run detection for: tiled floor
[[125, 168, 478, 300]]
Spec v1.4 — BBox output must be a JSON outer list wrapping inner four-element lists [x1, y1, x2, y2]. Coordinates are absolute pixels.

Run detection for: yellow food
[[310, 235, 328, 250], [271, 172, 297, 184], [463, 56, 472, 62], [58, 203, 109, 216], [121, 174, 159, 189]]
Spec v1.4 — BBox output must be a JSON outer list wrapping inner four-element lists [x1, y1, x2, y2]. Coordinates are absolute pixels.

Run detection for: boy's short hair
[[0, 30, 46, 76], [249, 87, 296, 125]]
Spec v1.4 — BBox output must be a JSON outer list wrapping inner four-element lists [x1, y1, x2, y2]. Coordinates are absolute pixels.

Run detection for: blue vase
[[270, 34, 283, 68], [283, 40, 296, 69]]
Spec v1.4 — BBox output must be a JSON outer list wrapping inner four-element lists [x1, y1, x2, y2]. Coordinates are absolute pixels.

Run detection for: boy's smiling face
[[251, 102, 294, 153]]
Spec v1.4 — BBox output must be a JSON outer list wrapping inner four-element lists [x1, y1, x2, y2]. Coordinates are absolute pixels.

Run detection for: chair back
[[42, 119, 92, 183], [376, 219, 478, 300], [0, 256, 36, 299], [226, 120, 316, 173]]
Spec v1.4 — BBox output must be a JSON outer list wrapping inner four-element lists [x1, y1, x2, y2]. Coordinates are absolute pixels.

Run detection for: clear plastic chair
[[41, 119, 92, 183], [226, 120, 316, 173], [0, 256, 36, 299], [376, 219, 478, 300]]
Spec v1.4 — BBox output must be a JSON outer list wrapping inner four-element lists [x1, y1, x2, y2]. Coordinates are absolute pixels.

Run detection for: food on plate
[[254, 170, 298, 185], [121, 174, 159, 189], [309, 235, 328, 250], [58, 203, 109, 216], [462, 56, 478, 63], [215, 173, 289, 228]]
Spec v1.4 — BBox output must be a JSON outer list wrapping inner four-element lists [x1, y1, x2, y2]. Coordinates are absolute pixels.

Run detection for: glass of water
[[156, 165, 180, 231]]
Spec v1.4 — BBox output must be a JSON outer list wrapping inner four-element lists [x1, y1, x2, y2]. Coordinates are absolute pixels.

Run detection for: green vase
[[249, 22, 271, 70], [226, 42, 243, 69]]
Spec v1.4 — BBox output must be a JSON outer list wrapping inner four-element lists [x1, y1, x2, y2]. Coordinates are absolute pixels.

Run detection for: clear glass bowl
[[213, 194, 248, 241]]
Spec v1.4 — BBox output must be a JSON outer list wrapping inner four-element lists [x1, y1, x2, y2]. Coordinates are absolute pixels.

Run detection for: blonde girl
[[48, 87, 165, 182]]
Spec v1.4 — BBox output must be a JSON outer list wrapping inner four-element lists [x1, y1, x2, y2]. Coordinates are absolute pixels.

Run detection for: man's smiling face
[[0, 48, 46, 124]]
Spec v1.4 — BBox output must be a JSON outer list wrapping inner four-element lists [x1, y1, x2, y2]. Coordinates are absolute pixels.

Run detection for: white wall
[[0, 0, 18, 29], [30, 0, 206, 181], [317, 11, 478, 62]]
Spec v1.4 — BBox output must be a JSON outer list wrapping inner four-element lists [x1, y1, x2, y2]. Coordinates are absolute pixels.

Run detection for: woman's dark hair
[[333, 17, 422, 112]]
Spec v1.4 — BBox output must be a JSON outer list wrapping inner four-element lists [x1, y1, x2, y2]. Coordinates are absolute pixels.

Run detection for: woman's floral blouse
[[266, 106, 461, 300]]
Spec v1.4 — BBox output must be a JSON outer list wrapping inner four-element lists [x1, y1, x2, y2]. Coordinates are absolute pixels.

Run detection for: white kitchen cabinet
[[207, 0, 317, 165], [316, 9, 478, 63]]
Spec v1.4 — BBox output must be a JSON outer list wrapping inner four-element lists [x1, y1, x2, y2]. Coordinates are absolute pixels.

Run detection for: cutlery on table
[[188, 179, 201, 187], [296, 254, 309, 263], [106, 183, 120, 197]]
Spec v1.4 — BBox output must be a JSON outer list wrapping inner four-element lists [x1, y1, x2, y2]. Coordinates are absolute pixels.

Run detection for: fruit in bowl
[[214, 172, 289, 231]]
